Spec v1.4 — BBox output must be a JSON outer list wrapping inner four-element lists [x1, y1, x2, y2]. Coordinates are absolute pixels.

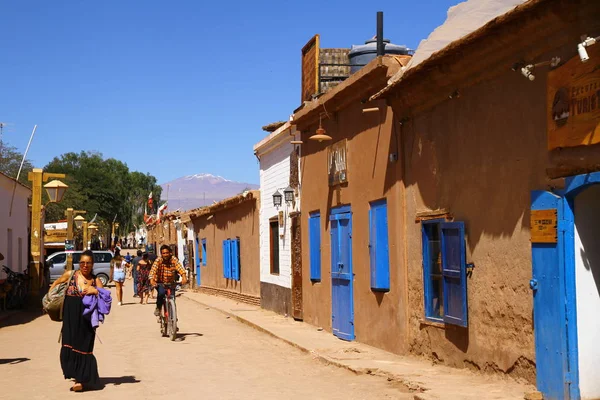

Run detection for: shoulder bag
[[42, 270, 75, 322]]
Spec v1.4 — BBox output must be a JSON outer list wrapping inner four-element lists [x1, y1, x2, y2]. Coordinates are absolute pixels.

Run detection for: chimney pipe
[[376, 11, 384, 57]]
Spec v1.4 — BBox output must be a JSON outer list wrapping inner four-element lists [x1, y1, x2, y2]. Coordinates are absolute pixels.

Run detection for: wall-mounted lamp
[[578, 35, 599, 62], [309, 114, 332, 142], [272, 190, 283, 207], [283, 186, 294, 203]]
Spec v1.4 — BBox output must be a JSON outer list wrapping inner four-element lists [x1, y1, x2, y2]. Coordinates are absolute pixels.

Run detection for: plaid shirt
[[149, 256, 186, 285]]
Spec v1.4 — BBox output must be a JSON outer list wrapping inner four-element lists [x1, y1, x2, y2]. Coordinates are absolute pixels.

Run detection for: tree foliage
[[43, 151, 161, 238], [0, 140, 34, 185]]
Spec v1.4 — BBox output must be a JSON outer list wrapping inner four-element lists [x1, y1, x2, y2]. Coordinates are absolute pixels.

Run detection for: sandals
[[71, 383, 83, 392]]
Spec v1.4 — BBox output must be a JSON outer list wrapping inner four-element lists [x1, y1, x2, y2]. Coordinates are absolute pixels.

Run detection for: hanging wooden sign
[[328, 139, 348, 186], [530, 209, 558, 243], [547, 45, 600, 150]]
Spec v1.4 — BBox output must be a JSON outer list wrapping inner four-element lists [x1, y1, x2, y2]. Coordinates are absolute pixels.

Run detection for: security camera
[[521, 65, 535, 81], [578, 35, 598, 63], [578, 43, 589, 62]]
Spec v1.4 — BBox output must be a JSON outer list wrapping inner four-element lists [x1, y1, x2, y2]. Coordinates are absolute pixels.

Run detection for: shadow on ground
[[0, 357, 30, 365], [90, 376, 141, 390], [177, 332, 203, 342], [0, 310, 45, 328]]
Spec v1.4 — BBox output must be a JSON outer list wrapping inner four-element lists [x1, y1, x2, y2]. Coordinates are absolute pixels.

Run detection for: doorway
[[330, 205, 354, 341], [573, 185, 600, 399], [531, 171, 600, 400]]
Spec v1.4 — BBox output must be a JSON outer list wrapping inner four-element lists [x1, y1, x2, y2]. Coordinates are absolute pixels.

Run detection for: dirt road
[[0, 287, 410, 399]]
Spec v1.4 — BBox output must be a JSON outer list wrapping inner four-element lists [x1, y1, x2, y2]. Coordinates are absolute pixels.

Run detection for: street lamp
[[44, 180, 69, 203], [28, 168, 67, 299], [65, 208, 86, 269], [74, 215, 85, 229]]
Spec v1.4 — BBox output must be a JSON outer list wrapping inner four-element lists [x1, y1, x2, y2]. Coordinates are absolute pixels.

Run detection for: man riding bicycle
[[149, 245, 188, 317]]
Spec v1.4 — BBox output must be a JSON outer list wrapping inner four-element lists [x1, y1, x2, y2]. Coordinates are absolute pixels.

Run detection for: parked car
[[46, 250, 114, 286]]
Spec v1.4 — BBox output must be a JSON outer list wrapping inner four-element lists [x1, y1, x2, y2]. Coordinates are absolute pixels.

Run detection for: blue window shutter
[[370, 200, 389, 291], [231, 238, 240, 281], [309, 212, 321, 281], [441, 222, 467, 327], [227, 240, 233, 279], [222, 240, 228, 278], [202, 239, 207, 266]]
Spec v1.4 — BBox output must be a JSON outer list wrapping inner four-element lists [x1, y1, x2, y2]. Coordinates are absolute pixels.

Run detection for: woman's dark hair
[[160, 244, 171, 253], [142, 253, 149, 259], [81, 250, 95, 264]]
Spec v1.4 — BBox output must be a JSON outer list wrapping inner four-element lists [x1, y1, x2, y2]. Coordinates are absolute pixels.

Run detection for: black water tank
[[348, 37, 409, 74]]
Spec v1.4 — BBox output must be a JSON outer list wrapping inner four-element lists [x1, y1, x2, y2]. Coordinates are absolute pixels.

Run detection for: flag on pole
[[157, 202, 168, 222]]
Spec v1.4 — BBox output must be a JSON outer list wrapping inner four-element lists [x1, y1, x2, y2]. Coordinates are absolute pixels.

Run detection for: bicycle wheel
[[160, 307, 168, 337], [167, 298, 177, 341]]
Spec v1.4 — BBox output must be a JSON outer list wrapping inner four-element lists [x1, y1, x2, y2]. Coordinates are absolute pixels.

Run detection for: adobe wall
[[391, 2, 600, 384], [399, 71, 545, 382], [299, 100, 408, 354], [192, 198, 260, 297]]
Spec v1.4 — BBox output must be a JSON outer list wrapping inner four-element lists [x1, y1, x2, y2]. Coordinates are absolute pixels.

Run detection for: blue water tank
[[349, 37, 409, 74]]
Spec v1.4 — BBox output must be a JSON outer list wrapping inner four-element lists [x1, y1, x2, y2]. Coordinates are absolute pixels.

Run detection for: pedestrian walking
[[131, 250, 142, 297], [48, 250, 111, 392], [110, 249, 126, 306], [137, 253, 152, 305]]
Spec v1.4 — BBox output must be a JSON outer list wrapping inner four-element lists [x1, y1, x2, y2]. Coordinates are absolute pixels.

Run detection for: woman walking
[[110, 249, 126, 306], [49, 250, 108, 392], [136, 253, 152, 304]]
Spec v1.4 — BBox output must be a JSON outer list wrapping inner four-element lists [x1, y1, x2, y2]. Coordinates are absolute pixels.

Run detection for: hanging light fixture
[[283, 186, 294, 203], [272, 190, 283, 207], [309, 114, 332, 142]]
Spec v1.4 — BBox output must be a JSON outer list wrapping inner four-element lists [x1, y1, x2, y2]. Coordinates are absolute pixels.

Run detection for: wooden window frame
[[269, 218, 280, 275]]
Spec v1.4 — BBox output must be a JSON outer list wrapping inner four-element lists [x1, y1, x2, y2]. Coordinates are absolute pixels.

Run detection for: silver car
[[47, 250, 113, 286]]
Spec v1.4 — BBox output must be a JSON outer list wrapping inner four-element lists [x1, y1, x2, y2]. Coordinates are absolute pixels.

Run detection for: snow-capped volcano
[[160, 173, 258, 211]]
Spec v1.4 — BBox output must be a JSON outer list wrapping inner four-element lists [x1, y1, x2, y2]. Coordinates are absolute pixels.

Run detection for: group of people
[[109, 249, 156, 305], [49, 245, 188, 392]]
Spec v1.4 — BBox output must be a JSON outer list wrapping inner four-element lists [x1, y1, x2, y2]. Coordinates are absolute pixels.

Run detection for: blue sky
[[0, 0, 458, 185]]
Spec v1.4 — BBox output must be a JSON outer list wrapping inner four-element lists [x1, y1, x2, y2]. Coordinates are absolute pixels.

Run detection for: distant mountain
[[160, 173, 259, 212]]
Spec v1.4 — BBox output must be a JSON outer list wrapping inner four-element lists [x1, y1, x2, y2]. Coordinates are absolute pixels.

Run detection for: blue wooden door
[[195, 237, 201, 286], [330, 207, 354, 341], [531, 191, 572, 400]]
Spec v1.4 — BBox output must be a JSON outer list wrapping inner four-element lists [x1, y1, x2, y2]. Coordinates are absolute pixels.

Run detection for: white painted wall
[[256, 126, 300, 289], [0, 174, 31, 279], [574, 184, 600, 399]]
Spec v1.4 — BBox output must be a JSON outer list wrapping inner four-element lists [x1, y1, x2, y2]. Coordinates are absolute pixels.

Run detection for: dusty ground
[[0, 286, 411, 400]]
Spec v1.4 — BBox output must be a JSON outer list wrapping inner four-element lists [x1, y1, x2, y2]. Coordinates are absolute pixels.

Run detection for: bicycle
[[1, 265, 29, 309], [156, 283, 178, 341]]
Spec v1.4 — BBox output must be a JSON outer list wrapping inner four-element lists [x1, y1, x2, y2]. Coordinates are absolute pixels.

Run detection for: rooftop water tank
[[349, 37, 409, 74]]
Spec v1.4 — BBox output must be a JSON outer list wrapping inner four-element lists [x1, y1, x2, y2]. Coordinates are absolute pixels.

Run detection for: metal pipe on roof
[[376, 11, 384, 57]]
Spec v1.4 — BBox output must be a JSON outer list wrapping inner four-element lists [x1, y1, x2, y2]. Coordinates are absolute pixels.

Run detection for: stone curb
[[181, 293, 427, 398]]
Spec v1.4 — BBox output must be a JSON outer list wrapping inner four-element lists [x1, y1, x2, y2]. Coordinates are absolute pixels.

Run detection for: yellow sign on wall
[[548, 45, 600, 150], [531, 209, 558, 243]]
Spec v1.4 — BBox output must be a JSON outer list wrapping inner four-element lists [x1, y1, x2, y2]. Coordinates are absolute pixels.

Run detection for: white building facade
[[0, 173, 31, 279], [254, 122, 301, 316]]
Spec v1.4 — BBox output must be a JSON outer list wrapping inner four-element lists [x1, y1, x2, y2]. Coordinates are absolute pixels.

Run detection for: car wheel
[[97, 273, 109, 286]]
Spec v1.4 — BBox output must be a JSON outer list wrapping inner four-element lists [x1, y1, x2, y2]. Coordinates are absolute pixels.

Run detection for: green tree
[[43, 151, 161, 240], [0, 140, 34, 185]]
